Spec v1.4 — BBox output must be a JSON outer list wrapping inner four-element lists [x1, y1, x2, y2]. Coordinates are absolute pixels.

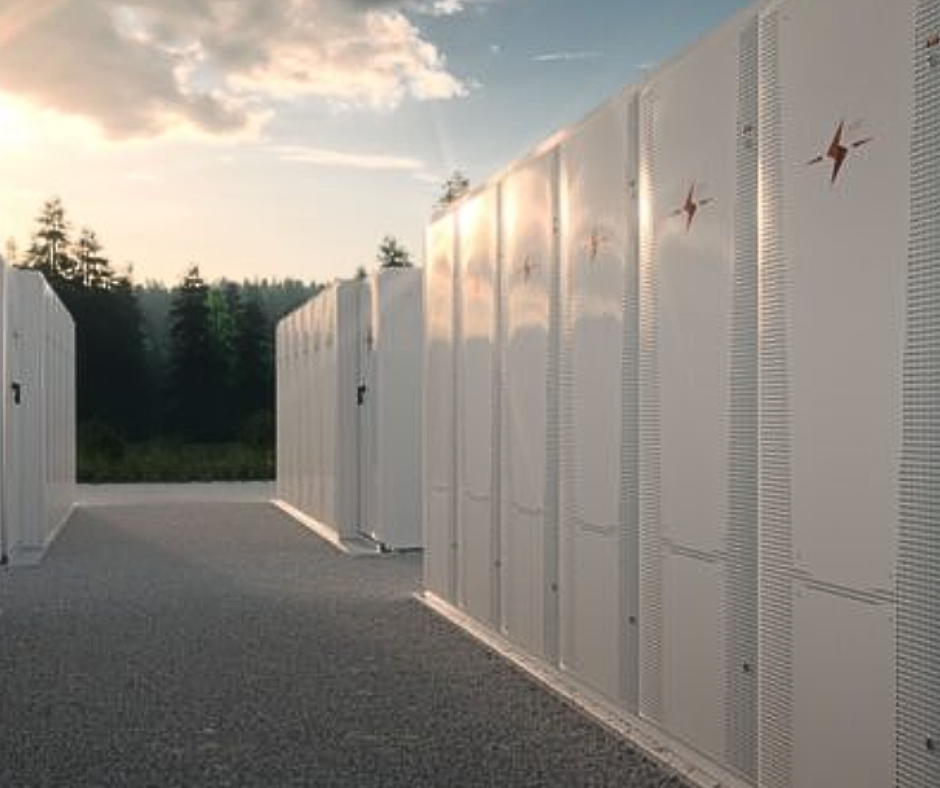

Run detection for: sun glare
[[0, 95, 32, 149]]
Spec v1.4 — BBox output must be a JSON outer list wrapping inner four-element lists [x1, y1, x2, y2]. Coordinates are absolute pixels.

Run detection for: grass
[[79, 440, 274, 484]]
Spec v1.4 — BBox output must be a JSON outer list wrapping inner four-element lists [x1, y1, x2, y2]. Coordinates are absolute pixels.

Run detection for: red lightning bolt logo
[[521, 254, 538, 281], [808, 121, 873, 185], [670, 183, 714, 233], [586, 226, 613, 261]]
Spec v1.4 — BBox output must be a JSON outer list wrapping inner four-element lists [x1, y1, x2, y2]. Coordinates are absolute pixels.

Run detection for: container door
[[320, 293, 337, 530], [424, 217, 457, 599], [6, 291, 30, 556], [457, 187, 500, 623], [357, 279, 377, 539], [639, 13, 759, 775], [758, 0, 913, 786], [500, 148, 560, 662], [559, 93, 637, 709]]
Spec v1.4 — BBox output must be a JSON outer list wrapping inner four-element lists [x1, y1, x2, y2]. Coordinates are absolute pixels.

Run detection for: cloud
[[0, 0, 471, 139], [275, 144, 424, 171], [532, 50, 604, 63]]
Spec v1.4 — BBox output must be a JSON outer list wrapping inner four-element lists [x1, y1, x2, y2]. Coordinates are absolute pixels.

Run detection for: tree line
[[3, 185, 444, 478], [6, 197, 320, 452]]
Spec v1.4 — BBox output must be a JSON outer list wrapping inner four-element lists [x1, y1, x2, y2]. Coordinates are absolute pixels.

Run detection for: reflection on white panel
[[458, 187, 500, 624], [424, 215, 457, 599], [559, 93, 634, 706], [501, 149, 557, 659]]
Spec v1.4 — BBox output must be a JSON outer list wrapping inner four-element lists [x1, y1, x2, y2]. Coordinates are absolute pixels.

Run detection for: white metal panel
[[758, 0, 912, 786], [310, 299, 323, 522], [791, 590, 894, 788], [334, 281, 361, 537], [371, 268, 424, 550], [275, 320, 286, 503], [297, 305, 312, 516], [7, 272, 46, 557], [320, 291, 337, 529], [288, 313, 301, 510], [457, 187, 500, 623], [282, 314, 298, 508], [500, 148, 559, 660], [558, 93, 636, 706], [897, 4, 940, 786], [639, 12, 758, 772], [0, 259, 7, 562], [424, 216, 457, 599], [357, 278, 377, 539], [661, 555, 725, 761]]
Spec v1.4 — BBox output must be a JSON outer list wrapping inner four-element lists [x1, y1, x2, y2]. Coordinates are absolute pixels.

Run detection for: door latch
[[357, 384, 367, 405], [11, 381, 22, 405]]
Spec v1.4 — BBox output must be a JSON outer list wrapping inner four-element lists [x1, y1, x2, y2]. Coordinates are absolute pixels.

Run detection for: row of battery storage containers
[[276, 268, 424, 550], [0, 263, 77, 567], [424, 0, 940, 786]]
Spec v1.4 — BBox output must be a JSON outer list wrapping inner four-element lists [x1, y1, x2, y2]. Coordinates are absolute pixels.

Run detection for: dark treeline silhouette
[[8, 197, 319, 478]]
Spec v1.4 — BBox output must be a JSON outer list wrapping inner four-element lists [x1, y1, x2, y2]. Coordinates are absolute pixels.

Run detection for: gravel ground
[[76, 483, 275, 506], [0, 503, 686, 788]]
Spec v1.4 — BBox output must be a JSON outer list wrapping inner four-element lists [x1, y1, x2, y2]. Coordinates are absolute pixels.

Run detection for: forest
[[7, 197, 320, 482]]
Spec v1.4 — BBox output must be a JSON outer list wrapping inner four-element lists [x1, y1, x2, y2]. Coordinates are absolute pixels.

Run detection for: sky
[[0, 0, 753, 285]]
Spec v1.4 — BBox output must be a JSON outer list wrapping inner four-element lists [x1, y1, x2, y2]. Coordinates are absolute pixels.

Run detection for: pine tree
[[436, 170, 470, 210], [74, 227, 113, 289], [376, 235, 413, 268], [232, 294, 273, 442], [167, 266, 227, 441], [25, 197, 76, 281]]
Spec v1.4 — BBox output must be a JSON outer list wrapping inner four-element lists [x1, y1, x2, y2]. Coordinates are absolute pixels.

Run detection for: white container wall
[[276, 271, 423, 550], [758, 0, 914, 785], [558, 91, 639, 711], [2, 267, 76, 565], [422, 0, 940, 786]]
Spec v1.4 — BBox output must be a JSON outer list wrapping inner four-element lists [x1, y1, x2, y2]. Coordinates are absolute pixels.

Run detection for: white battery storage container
[[2, 268, 76, 565], [276, 271, 423, 550]]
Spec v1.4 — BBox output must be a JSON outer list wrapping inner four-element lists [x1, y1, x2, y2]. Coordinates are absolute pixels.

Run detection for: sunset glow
[[0, 0, 755, 284]]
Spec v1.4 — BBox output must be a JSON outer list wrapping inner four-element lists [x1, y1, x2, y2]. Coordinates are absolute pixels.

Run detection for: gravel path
[[0, 503, 685, 788]]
